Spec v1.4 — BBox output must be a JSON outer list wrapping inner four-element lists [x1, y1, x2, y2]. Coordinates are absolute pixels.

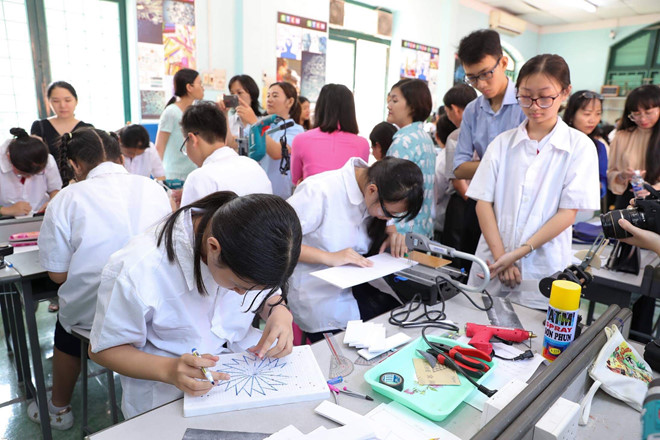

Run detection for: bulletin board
[[276, 12, 328, 103], [400, 40, 439, 97], [136, 0, 197, 120]]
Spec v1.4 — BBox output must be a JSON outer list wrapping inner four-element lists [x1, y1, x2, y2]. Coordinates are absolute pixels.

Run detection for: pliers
[[421, 342, 492, 377]]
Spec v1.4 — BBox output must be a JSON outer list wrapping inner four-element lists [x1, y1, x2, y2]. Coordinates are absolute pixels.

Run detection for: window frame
[[24, 0, 130, 122]]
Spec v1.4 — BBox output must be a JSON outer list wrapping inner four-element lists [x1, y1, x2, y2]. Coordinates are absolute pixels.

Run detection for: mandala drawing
[[215, 354, 290, 397]]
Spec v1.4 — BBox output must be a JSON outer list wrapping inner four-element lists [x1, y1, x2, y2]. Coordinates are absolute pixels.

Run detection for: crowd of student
[[3, 28, 659, 430]]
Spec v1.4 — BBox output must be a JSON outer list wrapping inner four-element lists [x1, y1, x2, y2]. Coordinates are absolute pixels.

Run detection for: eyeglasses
[[579, 91, 603, 100], [378, 194, 408, 220], [180, 132, 198, 156], [464, 56, 502, 86], [516, 94, 561, 109], [628, 107, 659, 122]]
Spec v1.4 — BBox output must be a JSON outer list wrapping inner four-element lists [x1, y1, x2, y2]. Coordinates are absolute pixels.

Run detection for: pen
[[191, 348, 215, 385], [341, 386, 373, 401]]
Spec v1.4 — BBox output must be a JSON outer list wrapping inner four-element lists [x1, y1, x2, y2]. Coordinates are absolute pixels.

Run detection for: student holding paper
[[286, 157, 424, 342], [89, 192, 301, 418]]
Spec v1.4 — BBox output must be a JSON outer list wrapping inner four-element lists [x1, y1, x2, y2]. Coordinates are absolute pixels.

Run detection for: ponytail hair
[[7, 127, 49, 175], [58, 128, 120, 180], [166, 68, 200, 106], [157, 192, 302, 309], [269, 82, 301, 123]]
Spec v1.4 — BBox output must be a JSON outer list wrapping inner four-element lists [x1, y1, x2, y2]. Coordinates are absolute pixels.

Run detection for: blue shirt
[[386, 121, 436, 238], [453, 79, 526, 171], [259, 119, 304, 199], [595, 139, 608, 199]]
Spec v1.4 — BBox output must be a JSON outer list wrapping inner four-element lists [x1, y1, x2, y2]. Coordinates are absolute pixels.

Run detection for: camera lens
[[600, 208, 644, 239]]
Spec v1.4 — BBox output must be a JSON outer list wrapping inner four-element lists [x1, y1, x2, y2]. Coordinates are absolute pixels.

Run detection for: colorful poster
[[163, 24, 196, 75], [138, 43, 165, 89], [277, 57, 301, 89], [164, 0, 195, 26], [276, 12, 327, 100], [400, 40, 439, 83], [141, 90, 166, 119], [301, 51, 326, 102], [137, 0, 163, 44]]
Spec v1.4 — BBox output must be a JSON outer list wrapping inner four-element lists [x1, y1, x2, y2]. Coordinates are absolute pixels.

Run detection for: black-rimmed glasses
[[378, 194, 407, 220], [516, 94, 561, 109], [464, 56, 502, 86], [180, 132, 198, 156]]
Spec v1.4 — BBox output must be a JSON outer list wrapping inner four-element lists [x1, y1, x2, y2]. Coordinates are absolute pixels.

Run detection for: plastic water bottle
[[542, 280, 581, 362], [632, 170, 646, 199]]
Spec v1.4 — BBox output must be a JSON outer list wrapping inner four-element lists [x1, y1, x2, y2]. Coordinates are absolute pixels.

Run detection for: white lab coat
[[90, 209, 265, 419], [466, 118, 600, 309], [38, 162, 171, 332], [0, 139, 62, 210], [180, 146, 272, 206], [122, 145, 165, 179], [287, 157, 371, 333]]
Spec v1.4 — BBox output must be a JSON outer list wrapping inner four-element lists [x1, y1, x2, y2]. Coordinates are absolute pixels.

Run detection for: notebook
[[183, 345, 329, 417]]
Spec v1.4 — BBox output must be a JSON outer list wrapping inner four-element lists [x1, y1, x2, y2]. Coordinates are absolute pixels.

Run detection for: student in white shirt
[[89, 192, 301, 419], [466, 54, 600, 309], [32, 128, 171, 430], [179, 101, 272, 206], [0, 128, 61, 216], [287, 156, 424, 342], [117, 124, 165, 180]]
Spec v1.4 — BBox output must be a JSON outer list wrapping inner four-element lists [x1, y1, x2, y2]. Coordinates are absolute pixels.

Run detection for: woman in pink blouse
[[290, 84, 369, 184]]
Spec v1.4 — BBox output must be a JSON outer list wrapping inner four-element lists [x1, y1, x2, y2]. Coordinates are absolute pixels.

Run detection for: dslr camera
[[600, 183, 660, 239]]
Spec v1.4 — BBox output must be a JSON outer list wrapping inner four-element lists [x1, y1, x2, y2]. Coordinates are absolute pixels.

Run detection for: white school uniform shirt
[[180, 146, 272, 206], [90, 209, 264, 419], [0, 139, 62, 209], [466, 118, 600, 309], [122, 145, 165, 179], [38, 162, 171, 333], [287, 157, 371, 333]]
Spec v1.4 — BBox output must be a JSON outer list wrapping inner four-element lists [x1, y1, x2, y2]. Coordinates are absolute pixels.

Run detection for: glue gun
[[465, 322, 535, 354]]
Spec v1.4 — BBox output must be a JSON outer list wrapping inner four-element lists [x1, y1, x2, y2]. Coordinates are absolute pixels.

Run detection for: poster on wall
[[276, 12, 327, 102], [137, 0, 196, 121], [400, 40, 439, 98]]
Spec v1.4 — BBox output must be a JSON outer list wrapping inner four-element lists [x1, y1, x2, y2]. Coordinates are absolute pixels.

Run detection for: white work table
[[87, 291, 641, 440]]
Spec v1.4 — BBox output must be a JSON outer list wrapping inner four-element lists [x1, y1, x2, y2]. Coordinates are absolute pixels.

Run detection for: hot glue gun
[[465, 322, 536, 354]]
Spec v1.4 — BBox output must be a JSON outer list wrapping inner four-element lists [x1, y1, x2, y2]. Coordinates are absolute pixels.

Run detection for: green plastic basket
[[363, 335, 497, 422]]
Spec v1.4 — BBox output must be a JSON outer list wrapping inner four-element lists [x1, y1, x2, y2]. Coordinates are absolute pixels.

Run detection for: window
[[0, 0, 38, 137], [44, 0, 125, 130], [605, 24, 660, 94]]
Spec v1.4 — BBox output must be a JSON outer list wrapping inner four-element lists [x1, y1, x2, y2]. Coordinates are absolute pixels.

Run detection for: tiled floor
[[0, 302, 123, 440]]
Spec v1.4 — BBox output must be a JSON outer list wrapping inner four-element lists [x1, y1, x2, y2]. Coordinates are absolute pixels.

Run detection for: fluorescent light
[[574, 0, 597, 13]]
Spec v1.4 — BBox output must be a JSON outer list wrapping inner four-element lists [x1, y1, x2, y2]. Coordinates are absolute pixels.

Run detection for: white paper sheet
[[310, 254, 417, 289], [365, 402, 462, 440], [184, 346, 329, 417]]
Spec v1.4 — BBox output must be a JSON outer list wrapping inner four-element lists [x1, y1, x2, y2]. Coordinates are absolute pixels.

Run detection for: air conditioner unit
[[489, 10, 526, 36]]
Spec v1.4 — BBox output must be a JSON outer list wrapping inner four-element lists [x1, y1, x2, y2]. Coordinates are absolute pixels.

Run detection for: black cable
[[279, 125, 290, 174], [388, 292, 459, 332], [492, 349, 534, 361]]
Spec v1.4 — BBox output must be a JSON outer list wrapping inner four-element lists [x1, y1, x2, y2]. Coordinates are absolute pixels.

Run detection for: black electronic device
[[600, 183, 659, 239], [222, 94, 239, 108], [0, 244, 14, 269]]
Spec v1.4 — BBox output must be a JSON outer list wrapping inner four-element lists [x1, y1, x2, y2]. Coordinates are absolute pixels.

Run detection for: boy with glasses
[[451, 30, 526, 271]]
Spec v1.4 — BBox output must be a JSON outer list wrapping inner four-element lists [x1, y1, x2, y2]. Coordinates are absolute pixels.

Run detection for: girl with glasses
[[0, 128, 62, 217], [607, 84, 660, 208], [466, 54, 600, 309], [563, 90, 608, 199], [286, 156, 423, 342]]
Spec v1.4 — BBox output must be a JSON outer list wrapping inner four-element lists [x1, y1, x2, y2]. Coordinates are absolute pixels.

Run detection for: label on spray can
[[542, 306, 578, 361]]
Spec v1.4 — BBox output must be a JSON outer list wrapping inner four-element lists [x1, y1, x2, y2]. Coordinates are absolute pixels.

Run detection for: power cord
[[492, 349, 534, 361]]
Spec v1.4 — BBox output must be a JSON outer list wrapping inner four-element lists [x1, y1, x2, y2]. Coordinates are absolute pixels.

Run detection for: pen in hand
[[191, 348, 215, 385]]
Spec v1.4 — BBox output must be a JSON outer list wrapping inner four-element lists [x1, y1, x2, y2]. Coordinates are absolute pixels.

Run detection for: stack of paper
[[343, 320, 411, 360]]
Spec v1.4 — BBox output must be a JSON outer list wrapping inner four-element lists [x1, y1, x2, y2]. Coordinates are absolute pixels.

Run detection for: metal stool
[[70, 327, 119, 437]]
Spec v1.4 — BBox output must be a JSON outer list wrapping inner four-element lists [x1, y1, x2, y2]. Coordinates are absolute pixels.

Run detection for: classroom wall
[[537, 24, 647, 94]]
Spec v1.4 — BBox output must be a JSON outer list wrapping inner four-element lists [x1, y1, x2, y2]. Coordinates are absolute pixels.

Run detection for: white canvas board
[[310, 253, 417, 289], [184, 345, 329, 417]]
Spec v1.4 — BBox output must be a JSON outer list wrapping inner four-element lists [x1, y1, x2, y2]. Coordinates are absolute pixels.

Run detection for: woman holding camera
[[217, 75, 265, 148]]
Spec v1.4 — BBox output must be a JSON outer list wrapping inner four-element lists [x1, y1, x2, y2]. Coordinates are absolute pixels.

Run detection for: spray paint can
[[642, 378, 660, 439], [542, 280, 581, 362]]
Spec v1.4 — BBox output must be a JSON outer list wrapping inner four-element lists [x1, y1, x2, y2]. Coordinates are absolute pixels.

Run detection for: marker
[[191, 348, 215, 385], [340, 386, 373, 401]]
